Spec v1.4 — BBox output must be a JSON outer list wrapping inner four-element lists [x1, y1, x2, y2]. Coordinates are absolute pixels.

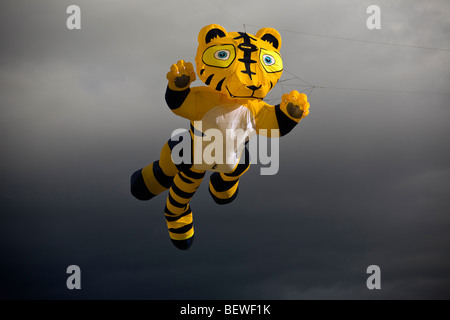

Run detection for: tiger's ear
[[256, 27, 282, 50], [198, 24, 228, 45]]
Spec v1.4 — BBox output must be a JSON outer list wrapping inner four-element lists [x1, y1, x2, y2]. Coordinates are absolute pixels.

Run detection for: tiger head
[[195, 24, 283, 100]]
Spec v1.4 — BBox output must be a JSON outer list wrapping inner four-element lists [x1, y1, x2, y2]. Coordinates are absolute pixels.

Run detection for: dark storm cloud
[[1, 0, 450, 300]]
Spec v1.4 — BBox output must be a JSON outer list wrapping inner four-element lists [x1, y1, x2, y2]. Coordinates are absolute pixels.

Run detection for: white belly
[[192, 104, 256, 173]]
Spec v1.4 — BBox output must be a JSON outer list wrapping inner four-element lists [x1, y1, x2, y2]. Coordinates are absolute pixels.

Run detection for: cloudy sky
[[1, 0, 449, 299]]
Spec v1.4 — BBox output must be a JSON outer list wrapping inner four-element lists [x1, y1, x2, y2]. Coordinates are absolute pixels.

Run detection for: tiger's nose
[[247, 85, 262, 91]]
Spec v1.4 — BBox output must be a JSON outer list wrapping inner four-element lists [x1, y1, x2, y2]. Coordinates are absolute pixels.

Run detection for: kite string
[[205, 1, 450, 98], [245, 23, 450, 52], [208, 0, 245, 27]]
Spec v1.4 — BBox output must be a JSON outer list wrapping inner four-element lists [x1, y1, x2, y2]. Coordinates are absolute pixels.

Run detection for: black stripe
[[238, 58, 257, 64], [164, 204, 177, 216], [233, 33, 257, 41], [205, 28, 226, 44], [171, 236, 194, 250], [130, 169, 156, 201], [167, 133, 194, 172], [165, 86, 190, 110], [200, 68, 205, 75], [168, 130, 190, 151], [182, 169, 206, 180], [236, 33, 258, 80], [153, 161, 173, 189], [215, 77, 226, 91], [224, 146, 250, 177], [178, 172, 194, 184], [210, 172, 239, 192], [209, 186, 239, 205], [190, 122, 205, 137], [269, 81, 273, 90], [225, 162, 250, 178], [241, 70, 256, 77], [165, 207, 191, 222], [275, 104, 298, 136], [261, 33, 279, 49], [205, 74, 214, 85], [261, 34, 279, 49], [168, 192, 187, 208], [171, 183, 196, 199], [169, 222, 193, 234]]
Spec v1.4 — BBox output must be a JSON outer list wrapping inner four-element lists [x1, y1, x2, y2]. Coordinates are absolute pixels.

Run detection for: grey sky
[[1, 0, 449, 299]]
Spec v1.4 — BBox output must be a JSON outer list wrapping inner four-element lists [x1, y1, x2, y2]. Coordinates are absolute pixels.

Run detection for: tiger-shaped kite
[[131, 24, 310, 250]]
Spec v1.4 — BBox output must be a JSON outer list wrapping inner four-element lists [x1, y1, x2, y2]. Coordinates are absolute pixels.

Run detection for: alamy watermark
[[170, 121, 280, 176], [366, 265, 381, 289], [66, 265, 81, 289], [67, 5, 381, 31], [66, 5, 81, 30], [366, 5, 381, 30]]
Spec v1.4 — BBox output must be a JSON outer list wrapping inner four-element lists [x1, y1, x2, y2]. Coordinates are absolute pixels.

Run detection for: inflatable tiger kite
[[130, 24, 310, 250]]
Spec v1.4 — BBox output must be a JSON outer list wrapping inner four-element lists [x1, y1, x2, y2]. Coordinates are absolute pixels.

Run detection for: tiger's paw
[[165, 205, 195, 250], [171, 236, 194, 250], [280, 90, 310, 122], [166, 60, 196, 91]]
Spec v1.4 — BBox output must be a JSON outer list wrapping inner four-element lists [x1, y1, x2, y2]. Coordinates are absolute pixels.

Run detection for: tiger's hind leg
[[208, 147, 251, 205], [130, 133, 188, 200], [130, 160, 173, 200], [165, 168, 205, 250]]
